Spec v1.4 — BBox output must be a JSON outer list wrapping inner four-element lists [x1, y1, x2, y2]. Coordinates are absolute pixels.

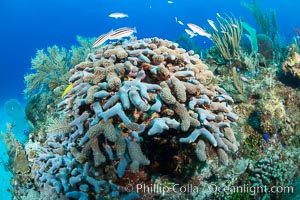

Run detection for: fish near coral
[[92, 31, 114, 48], [263, 132, 269, 143], [61, 83, 74, 97], [109, 27, 137, 40]]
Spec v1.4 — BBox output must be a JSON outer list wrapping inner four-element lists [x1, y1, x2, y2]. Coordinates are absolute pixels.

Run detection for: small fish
[[23, 129, 29, 135], [168, 1, 174, 3], [296, 36, 300, 39], [207, 19, 218, 32], [108, 12, 128, 19], [178, 20, 184, 25], [92, 30, 113, 48], [231, 23, 239, 28], [216, 12, 221, 18], [175, 17, 184, 25], [220, 25, 228, 33], [61, 83, 74, 97], [109, 27, 136, 40], [263, 132, 269, 143], [185, 29, 196, 38], [187, 23, 211, 38], [241, 76, 249, 82]]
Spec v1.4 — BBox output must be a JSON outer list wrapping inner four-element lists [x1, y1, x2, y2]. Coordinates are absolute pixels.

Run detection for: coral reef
[[29, 37, 239, 199], [209, 14, 242, 62], [258, 91, 287, 134], [4, 99, 29, 144], [248, 144, 299, 199], [24, 36, 95, 129], [282, 44, 300, 80], [24, 45, 71, 98], [1, 123, 17, 172], [257, 34, 274, 60], [15, 25, 300, 199], [208, 14, 244, 94], [203, 34, 300, 198], [240, 132, 264, 160], [1, 124, 32, 199], [175, 33, 204, 57]]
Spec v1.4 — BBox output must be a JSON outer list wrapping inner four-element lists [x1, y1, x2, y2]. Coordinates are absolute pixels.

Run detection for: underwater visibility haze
[[0, 0, 299, 199]]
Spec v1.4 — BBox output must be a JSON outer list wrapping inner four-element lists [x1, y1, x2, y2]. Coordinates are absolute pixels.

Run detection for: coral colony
[[31, 37, 239, 199]]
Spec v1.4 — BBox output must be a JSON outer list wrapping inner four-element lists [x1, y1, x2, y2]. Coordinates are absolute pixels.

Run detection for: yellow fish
[[61, 83, 73, 97]]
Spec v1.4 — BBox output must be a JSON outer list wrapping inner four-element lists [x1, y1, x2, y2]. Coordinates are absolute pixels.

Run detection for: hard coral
[[33, 37, 240, 199], [282, 44, 300, 80], [257, 34, 274, 60]]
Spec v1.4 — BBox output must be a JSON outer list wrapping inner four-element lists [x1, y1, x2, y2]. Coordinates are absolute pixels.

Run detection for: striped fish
[[187, 23, 211, 38], [92, 30, 113, 48], [109, 27, 136, 40]]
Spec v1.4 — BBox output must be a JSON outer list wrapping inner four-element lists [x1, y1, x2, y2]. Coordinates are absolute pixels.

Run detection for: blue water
[[1, 0, 299, 101], [0, 0, 300, 199]]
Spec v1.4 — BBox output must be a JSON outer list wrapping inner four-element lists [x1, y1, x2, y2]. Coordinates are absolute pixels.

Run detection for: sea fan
[[46, 118, 71, 135]]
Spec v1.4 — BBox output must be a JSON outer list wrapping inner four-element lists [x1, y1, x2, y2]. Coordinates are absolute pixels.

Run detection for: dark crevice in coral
[[142, 129, 197, 183], [247, 110, 261, 132]]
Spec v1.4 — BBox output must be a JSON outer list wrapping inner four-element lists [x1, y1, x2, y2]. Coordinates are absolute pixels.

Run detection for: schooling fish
[[108, 12, 128, 19], [109, 27, 137, 40], [187, 23, 211, 38]]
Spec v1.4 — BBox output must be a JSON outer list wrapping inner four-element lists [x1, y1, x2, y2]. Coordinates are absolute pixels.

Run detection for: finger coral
[[32, 37, 239, 199]]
